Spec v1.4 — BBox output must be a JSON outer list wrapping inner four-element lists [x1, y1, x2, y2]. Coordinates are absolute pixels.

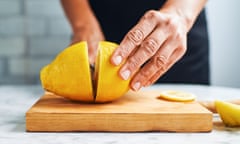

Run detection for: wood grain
[[26, 90, 212, 132]]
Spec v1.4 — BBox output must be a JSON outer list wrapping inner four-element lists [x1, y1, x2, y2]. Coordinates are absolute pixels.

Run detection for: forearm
[[160, 0, 207, 31], [60, 0, 97, 33]]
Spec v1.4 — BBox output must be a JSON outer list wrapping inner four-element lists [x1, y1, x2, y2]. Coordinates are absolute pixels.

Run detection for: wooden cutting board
[[26, 90, 212, 132]]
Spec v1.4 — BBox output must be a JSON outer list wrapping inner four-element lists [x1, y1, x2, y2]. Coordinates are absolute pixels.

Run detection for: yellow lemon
[[40, 41, 130, 103], [40, 42, 93, 102], [215, 100, 240, 127], [95, 41, 130, 103], [159, 90, 196, 102]]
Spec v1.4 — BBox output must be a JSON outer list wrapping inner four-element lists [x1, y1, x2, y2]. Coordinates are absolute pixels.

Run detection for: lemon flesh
[[95, 41, 130, 103], [159, 90, 196, 102], [40, 41, 130, 103], [215, 100, 240, 127], [40, 42, 93, 102]]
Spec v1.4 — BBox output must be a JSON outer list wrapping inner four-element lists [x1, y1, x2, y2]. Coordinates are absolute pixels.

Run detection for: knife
[[198, 99, 240, 113]]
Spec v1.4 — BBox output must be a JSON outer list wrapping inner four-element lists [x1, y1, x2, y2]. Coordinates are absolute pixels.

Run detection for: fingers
[[130, 58, 165, 91], [111, 10, 164, 66], [118, 27, 169, 80], [130, 38, 177, 91], [144, 45, 186, 87], [109, 10, 188, 91], [130, 34, 187, 91], [87, 40, 99, 64]]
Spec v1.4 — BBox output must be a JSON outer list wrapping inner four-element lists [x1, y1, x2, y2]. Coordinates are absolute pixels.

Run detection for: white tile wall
[[29, 36, 70, 56], [0, 58, 5, 76], [49, 17, 71, 36], [9, 57, 52, 76], [0, 16, 25, 36], [26, 18, 47, 36], [0, 38, 25, 56], [0, 0, 71, 84], [25, 0, 64, 17], [0, 0, 21, 16]]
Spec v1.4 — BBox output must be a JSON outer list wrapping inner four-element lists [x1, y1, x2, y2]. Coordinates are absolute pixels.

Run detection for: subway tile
[[0, 37, 25, 56], [26, 18, 47, 36], [49, 17, 71, 36], [0, 0, 21, 16], [29, 36, 70, 56], [0, 16, 24, 36], [9, 57, 52, 77], [26, 0, 64, 17], [0, 75, 39, 85], [0, 59, 5, 76]]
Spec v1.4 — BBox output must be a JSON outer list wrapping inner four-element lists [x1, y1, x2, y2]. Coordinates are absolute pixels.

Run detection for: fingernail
[[113, 55, 122, 65], [133, 82, 141, 91], [120, 69, 131, 80]]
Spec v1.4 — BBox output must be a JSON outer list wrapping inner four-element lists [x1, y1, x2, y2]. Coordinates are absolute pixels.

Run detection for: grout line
[[22, 0, 31, 84]]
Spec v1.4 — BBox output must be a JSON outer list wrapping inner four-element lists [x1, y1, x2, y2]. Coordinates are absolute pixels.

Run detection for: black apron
[[89, 0, 210, 85]]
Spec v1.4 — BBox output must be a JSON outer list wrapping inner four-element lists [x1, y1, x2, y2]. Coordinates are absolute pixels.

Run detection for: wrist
[[160, 7, 193, 32], [72, 15, 100, 35], [159, 0, 207, 32]]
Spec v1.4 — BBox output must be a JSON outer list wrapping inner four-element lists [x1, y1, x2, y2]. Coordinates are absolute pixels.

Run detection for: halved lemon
[[159, 90, 196, 102], [40, 42, 93, 102], [95, 41, 130, 103], [40, 41, 131, 103]]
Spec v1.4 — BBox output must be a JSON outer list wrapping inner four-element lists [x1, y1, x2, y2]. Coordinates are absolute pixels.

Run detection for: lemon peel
[[40, 41, 130, 103], [215, 100, 240, 127]]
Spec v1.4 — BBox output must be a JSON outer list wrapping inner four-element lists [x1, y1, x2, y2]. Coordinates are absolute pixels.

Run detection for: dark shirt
[[89, 0, 210, 85]]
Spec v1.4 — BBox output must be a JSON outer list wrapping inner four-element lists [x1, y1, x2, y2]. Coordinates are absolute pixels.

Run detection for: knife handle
[[199, 99, 240, 113]]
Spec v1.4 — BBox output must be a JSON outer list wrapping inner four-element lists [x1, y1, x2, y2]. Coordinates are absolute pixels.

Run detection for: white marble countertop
[[0, 84, 240, 144]]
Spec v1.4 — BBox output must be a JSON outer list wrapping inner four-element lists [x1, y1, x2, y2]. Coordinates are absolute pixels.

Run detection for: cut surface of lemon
[[40, 41, 131, 103], [159, 90, 196, 102], [40, 41, 93, 102], [95, 41, 130, 103]]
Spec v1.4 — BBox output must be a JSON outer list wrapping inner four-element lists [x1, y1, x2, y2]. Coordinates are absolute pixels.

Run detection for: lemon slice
[[159, 90, 196, 102]]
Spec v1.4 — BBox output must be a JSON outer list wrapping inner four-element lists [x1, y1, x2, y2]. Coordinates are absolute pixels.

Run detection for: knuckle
[[128, 56, 142, 70], [176, 40, 187, 53], [178, 45, 187, 53], [142, 38, 159, 57], [139, 69, 152, 79], [151, 72, 162, 84], [143, 10, 163, 25], [153, 55, 168, 68], [149, 74, 159, 84], [160, 65, 167, 73], [144, 10, 160, 20], [127, 29, 144, 45], [175, 32, 182, 41], [121, 45, 132, 56], [168, 19, 178, 31], [119, 48, 129, 58]]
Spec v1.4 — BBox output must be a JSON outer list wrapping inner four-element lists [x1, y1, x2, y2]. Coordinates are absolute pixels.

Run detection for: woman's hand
[[110, 10, 189, 91], [71, 22, 105, 65], [61, 0, 105, 65]]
